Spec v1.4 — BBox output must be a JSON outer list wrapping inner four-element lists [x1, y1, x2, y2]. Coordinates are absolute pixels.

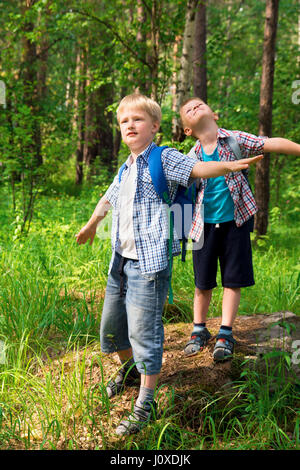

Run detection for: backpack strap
[[225, 132, 249, 181], [118, 162, 127, 183], [224, 133, 242, 160], [225, 133, 254, 232], [148, 145, 175, 304], [148, 145, 170, 204]]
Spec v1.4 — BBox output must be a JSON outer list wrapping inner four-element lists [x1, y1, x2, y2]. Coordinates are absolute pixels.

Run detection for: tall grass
[[0, 183, 299, 449]]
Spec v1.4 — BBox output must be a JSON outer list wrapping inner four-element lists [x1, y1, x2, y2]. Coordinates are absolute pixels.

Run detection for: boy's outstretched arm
[[75, 196, 111, 245], [190, 154, 263, 179], [263, 138, 300, 156]]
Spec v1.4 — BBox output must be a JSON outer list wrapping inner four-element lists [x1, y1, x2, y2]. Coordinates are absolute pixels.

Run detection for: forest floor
[[31, 309, 299, 450]]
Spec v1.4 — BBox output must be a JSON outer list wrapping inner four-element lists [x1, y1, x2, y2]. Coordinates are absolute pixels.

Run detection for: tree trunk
[[193, 0, 207, 102], [21, 0, 42, 168], [36, 6, 50, 104], [149, 0, 162, 101], [84, 83, 116, 178], [74, 47, 87, 185], [171, 35, 181, 131], [136, 0, 150, 95], [298, 0, 300, 66], [254, 0, 279, 236], [172, 0, 199, 141]]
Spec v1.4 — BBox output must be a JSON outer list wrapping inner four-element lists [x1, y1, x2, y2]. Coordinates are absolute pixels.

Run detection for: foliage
[[0, 0, 299, 451], [0, 0, 299, 216]]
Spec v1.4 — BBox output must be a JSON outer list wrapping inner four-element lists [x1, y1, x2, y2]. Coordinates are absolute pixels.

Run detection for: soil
[[86, 311, 300, 431], [99, 311, 300, 393], [23, 310, 299, 449]]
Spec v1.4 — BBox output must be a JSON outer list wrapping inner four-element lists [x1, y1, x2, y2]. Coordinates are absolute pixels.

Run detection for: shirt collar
[[217, 128, 231, 139], [137, 141, 157, 163], [125, 141, 156, 168], [196, 128, 231, 148]]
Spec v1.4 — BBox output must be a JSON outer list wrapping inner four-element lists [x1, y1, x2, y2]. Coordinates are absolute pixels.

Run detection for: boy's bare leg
[[194, 286, 241, 327], [221, 287, 241, 326], [141, 373, 158, 389], [193, 287, 213, 323]]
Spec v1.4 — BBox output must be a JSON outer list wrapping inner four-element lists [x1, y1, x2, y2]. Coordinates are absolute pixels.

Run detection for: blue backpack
[[118, 145, 197, 304]]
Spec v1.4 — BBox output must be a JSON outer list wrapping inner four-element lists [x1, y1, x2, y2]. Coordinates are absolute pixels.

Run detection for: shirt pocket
[[139, 169, 159, 200]]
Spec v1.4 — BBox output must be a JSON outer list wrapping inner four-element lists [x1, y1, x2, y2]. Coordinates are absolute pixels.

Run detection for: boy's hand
[[191, 154, 264, 178], [75, 198, 111, 246], [229, 154, 263, 172], [75, 223, 97, 246]]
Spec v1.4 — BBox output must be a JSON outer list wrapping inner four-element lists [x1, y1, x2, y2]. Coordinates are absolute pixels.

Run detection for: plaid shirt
[[105, 142, 198, 274], [188, 128, 267, 242]]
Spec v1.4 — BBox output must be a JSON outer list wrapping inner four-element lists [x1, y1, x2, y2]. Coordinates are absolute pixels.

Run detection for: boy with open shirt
[[76, 93, 262, 435], [180, 97, 300, 362]]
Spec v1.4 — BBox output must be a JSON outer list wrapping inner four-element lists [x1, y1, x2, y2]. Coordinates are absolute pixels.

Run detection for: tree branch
[[69, 8, 151, 69], [140, 0, 152, 16]]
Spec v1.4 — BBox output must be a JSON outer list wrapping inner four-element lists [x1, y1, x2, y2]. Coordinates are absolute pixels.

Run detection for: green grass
[[0, 183, 299, 449]]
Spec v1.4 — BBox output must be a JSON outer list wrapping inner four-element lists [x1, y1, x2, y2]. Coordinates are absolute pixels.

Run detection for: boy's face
[[119, 107, 160, 154], [180, 99, 218, 136]]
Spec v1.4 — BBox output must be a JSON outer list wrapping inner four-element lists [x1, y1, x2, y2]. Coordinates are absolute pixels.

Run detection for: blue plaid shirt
[[105, 142, 198, 274]]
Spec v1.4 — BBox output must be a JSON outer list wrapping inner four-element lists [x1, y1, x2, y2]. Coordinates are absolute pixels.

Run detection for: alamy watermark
[[95, 199, 205, 251], [0, 340, 6, 364], [0, 80, 6, 108], [292, 80, 300, 104], [291, 340, 300, 365]]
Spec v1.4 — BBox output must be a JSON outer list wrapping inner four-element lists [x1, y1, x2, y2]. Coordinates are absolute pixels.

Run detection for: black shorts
[[192, 220, 254, 290]]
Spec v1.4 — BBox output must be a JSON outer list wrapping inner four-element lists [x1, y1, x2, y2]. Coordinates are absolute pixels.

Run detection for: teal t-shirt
[[202, 145, 234, 223]]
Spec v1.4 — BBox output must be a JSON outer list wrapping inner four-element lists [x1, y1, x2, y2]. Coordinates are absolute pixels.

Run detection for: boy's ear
[[152, 120, 160, 134], [184, 126, 193, 136], [213, 113, 219, 121]]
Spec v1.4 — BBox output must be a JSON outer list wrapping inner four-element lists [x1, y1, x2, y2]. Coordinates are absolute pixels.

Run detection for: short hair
[[117, 93, 162, 124], [179, 96, 206, 128]]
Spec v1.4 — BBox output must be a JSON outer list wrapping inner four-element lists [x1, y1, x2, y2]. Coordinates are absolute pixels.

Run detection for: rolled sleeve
[[161, 147, 198, 188], [235, 131, 268, 158], [104, 174, 120, 209]]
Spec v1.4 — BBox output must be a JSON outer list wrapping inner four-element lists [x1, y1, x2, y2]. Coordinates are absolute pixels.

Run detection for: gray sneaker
[[115, 401, 157, 436], [213, 334, 236, 362], [184, 327, 212, 357], [106, 364, 140, 398]]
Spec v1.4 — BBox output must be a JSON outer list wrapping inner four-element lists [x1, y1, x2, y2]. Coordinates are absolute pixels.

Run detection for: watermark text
[[292, 80, 300, 104], [0, 80, 6, 108]]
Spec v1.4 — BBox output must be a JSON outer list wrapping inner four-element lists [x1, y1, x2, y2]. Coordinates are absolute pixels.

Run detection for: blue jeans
[[100, 252, 170, 375]]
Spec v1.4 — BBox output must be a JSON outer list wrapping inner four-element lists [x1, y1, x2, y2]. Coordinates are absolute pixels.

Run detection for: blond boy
[[76, 93, 262, 435]]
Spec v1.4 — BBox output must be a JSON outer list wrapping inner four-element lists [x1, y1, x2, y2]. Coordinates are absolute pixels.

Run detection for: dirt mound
[[29, 311, 299, 449], [96, 311, 300, 414], [161, 311, 300, 391]]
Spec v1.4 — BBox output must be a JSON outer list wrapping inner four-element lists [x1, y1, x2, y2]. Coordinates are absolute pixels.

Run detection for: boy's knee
[[195, 287, 213, 297]]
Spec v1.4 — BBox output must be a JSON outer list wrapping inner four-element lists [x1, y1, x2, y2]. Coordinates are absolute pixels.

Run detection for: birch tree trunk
[[254, 0, 279, 236], [171, 35, 181, 130], [193, 0, 207, 102], [172, 0, 198, 141], [136, 0, 150, 95], [149, 0, 162, 101]]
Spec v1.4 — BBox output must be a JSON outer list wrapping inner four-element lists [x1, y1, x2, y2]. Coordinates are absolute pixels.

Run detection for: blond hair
[[179, 96, 205, 128], [117, 93, 162, 124]]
